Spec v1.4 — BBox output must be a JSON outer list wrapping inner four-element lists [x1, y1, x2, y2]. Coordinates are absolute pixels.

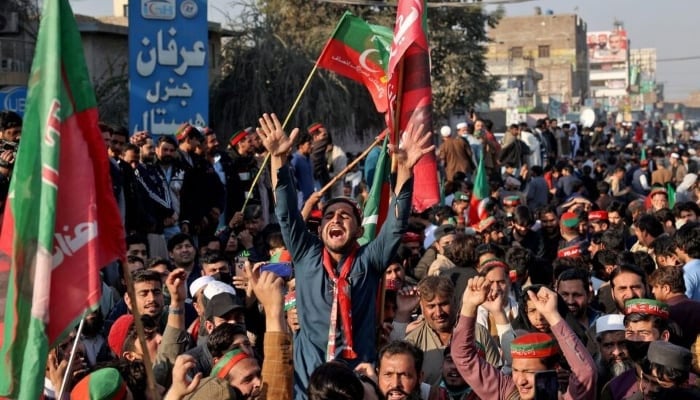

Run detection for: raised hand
[[461, 277, 490, 317], [165, 354, 202, 400], [165, 268, 188, 306], [388, 122, 435, 170], [257, 113, 299, 157], [526, 286, 562, 326], [395, 286, 420, 322]]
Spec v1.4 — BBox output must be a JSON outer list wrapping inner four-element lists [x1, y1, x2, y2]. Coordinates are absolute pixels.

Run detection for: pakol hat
[[107, 314, 134, 357], [401, 232, 421, 243], [211, 348, 251, 379], [624, 298, 669, 319], [307, 122, 324, 134], [560, 212, 580, 228], [229, 127, 252, 147], [453, 191, 470, 202], [647, 341, 692, 372], [511, 333, 559, 359], [588, 210, 608, 222], [175, 122, 202, 142], [70, 368, 128, 400], [477, 216, 497, 233], [596, 314, 625, 336], [503, 195, 521, 207]]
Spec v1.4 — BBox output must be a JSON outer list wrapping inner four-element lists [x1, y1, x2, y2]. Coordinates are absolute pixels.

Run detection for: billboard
[[128, 0, 209, 135], [587, 30, 627, 64]]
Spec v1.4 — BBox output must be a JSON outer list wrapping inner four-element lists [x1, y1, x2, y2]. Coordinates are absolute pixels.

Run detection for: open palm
[[257, 113, 299, 157], [389, 122, 435, 170]]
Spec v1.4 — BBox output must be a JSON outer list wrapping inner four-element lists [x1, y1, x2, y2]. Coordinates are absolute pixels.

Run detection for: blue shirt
[[290, 151, 314, 201], [684, 259, 700, 300], [274, 164, 411, 399]]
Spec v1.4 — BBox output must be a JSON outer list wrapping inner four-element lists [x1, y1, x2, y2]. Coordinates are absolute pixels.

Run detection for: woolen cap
[[596, 314, 625, 335], [647, 341, 692, 371]]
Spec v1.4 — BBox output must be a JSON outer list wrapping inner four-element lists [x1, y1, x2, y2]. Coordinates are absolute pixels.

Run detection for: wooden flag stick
[[240, 62, 322, 213], [317, 134, 384, 197]]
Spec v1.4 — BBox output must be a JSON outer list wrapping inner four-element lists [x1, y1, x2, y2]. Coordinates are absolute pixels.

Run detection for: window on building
[[509, 46, 523, 59], [538, 45, 550, 58]]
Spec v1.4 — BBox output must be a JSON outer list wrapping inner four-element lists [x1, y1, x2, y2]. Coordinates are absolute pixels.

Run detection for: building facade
[[486, 12, 589, 114]]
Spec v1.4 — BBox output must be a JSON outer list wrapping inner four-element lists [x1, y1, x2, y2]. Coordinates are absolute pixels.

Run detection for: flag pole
[[317, 134, 384, 196], [240, 62, 322, 213], [57, 315, 86, 399], [390, 60, 406, 173], [122, 262, 160, 400]]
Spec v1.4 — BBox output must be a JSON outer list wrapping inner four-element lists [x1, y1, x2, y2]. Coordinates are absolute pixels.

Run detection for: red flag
[[0, 0, 125, 395], [387, 0, 439, 213]]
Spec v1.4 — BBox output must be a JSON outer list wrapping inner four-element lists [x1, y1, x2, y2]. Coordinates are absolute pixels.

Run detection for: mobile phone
[[534, 370, 559, 400], [261, 262, 293, 279]]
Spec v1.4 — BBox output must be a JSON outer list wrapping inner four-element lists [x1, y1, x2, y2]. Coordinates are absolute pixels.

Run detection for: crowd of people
[[2, 106, 700, 400]]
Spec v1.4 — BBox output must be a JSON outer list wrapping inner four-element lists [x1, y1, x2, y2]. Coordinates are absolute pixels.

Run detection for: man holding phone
[[452, 277, 596, 400], [257, 113, 433, 399]]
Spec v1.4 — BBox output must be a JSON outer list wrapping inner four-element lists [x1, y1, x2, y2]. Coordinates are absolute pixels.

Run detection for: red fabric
[[322, 244, 359, 360], [386, 0, 439, 213]]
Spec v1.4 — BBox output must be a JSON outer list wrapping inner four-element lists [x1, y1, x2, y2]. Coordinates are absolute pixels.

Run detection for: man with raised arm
[[452, 276, 596, 400], [257, 113, 433, 399]]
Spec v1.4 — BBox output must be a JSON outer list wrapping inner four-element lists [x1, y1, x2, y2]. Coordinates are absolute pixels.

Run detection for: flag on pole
[[667, 183, 676, 209], [0, 0, 125, 397], [359, 133, 390, 245], [386, 0, 439, 213], [469, 149, 490, 226], [317, 12, 393, 113]]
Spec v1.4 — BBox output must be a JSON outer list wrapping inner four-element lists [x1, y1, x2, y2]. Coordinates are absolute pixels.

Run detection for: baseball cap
[[205, 293, 245, 320]]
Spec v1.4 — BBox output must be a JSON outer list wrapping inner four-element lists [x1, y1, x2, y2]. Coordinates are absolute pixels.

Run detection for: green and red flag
[[469, 149, 490, 226], [359, 131, 390, 245], [317, 12, 393, 113], [386, 0, 439, 213], [0, 0, 125, 397]]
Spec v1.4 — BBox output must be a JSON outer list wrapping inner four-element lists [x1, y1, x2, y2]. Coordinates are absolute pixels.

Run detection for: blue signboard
[[129, 0, 208, 135], [0, 86, 27, 116]]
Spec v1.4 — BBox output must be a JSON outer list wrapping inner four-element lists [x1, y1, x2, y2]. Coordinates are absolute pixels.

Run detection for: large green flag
[[359, 135, 390, 245], [0, 0, 125, 397], [317, 11, 393, 113]]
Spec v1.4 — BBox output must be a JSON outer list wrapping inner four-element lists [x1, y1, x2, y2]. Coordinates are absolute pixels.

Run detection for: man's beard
[[142, 154, 156, 165], [597, 355, 633, 378]]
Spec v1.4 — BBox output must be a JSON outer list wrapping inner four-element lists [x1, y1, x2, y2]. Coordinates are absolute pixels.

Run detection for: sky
[[68, 0, 700, 101]]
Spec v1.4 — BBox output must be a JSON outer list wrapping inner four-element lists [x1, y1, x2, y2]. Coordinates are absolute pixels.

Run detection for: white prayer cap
[[440, 126, 451, 137], [596, 314, 625, 336], [671, 152, 680, 159], [189, 276, 215, 298], [203, 280, 236, 300], [456, 122, 468, 130]]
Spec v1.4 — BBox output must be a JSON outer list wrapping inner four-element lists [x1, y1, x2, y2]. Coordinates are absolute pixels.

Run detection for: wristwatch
[[168, 307, 183, 315]]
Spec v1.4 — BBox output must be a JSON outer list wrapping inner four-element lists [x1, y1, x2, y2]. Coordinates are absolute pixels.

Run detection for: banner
[[129, 0, 209, 135], [0, 0, 125, 396], [587, 30, 628, 64]]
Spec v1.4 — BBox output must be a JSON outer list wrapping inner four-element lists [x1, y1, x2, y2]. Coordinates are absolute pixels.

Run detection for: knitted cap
[[503, 195, 520, 207], [307, 122, 324, 134], [511, 333, 559, 359], [189, 275, 215, 298], [70, 368, 128, 400], [440, 126, 451, 137], [477, 216, 497, 233], [456, 122, 468, 130], [560, 212, 580, 228], [596, 314, 625, 335], [107, 314, 134, 357], [624, 298, 670, 319], [588, 210, 608, 222], [211, 348, 250, 379]]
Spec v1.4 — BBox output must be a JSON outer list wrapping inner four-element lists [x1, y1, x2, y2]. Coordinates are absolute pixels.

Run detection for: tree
[[209, 0, 502, 137]]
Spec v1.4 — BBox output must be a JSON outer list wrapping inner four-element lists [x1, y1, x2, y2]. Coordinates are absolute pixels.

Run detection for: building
[[0, 0, 230, 123], [486, 11, 589, 115], [629, 48, 659, 113]]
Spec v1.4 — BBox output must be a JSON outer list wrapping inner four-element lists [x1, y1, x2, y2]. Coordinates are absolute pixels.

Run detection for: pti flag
[[359, 132, 390, 245], [468, 149, 490, 226], [317, 12, 393, 113], [387, 0, 439, 213], [0, 0, 125, 397]]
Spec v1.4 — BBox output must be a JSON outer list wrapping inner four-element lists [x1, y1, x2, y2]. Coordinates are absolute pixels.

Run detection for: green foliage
[[210, 0, 501, 136]]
